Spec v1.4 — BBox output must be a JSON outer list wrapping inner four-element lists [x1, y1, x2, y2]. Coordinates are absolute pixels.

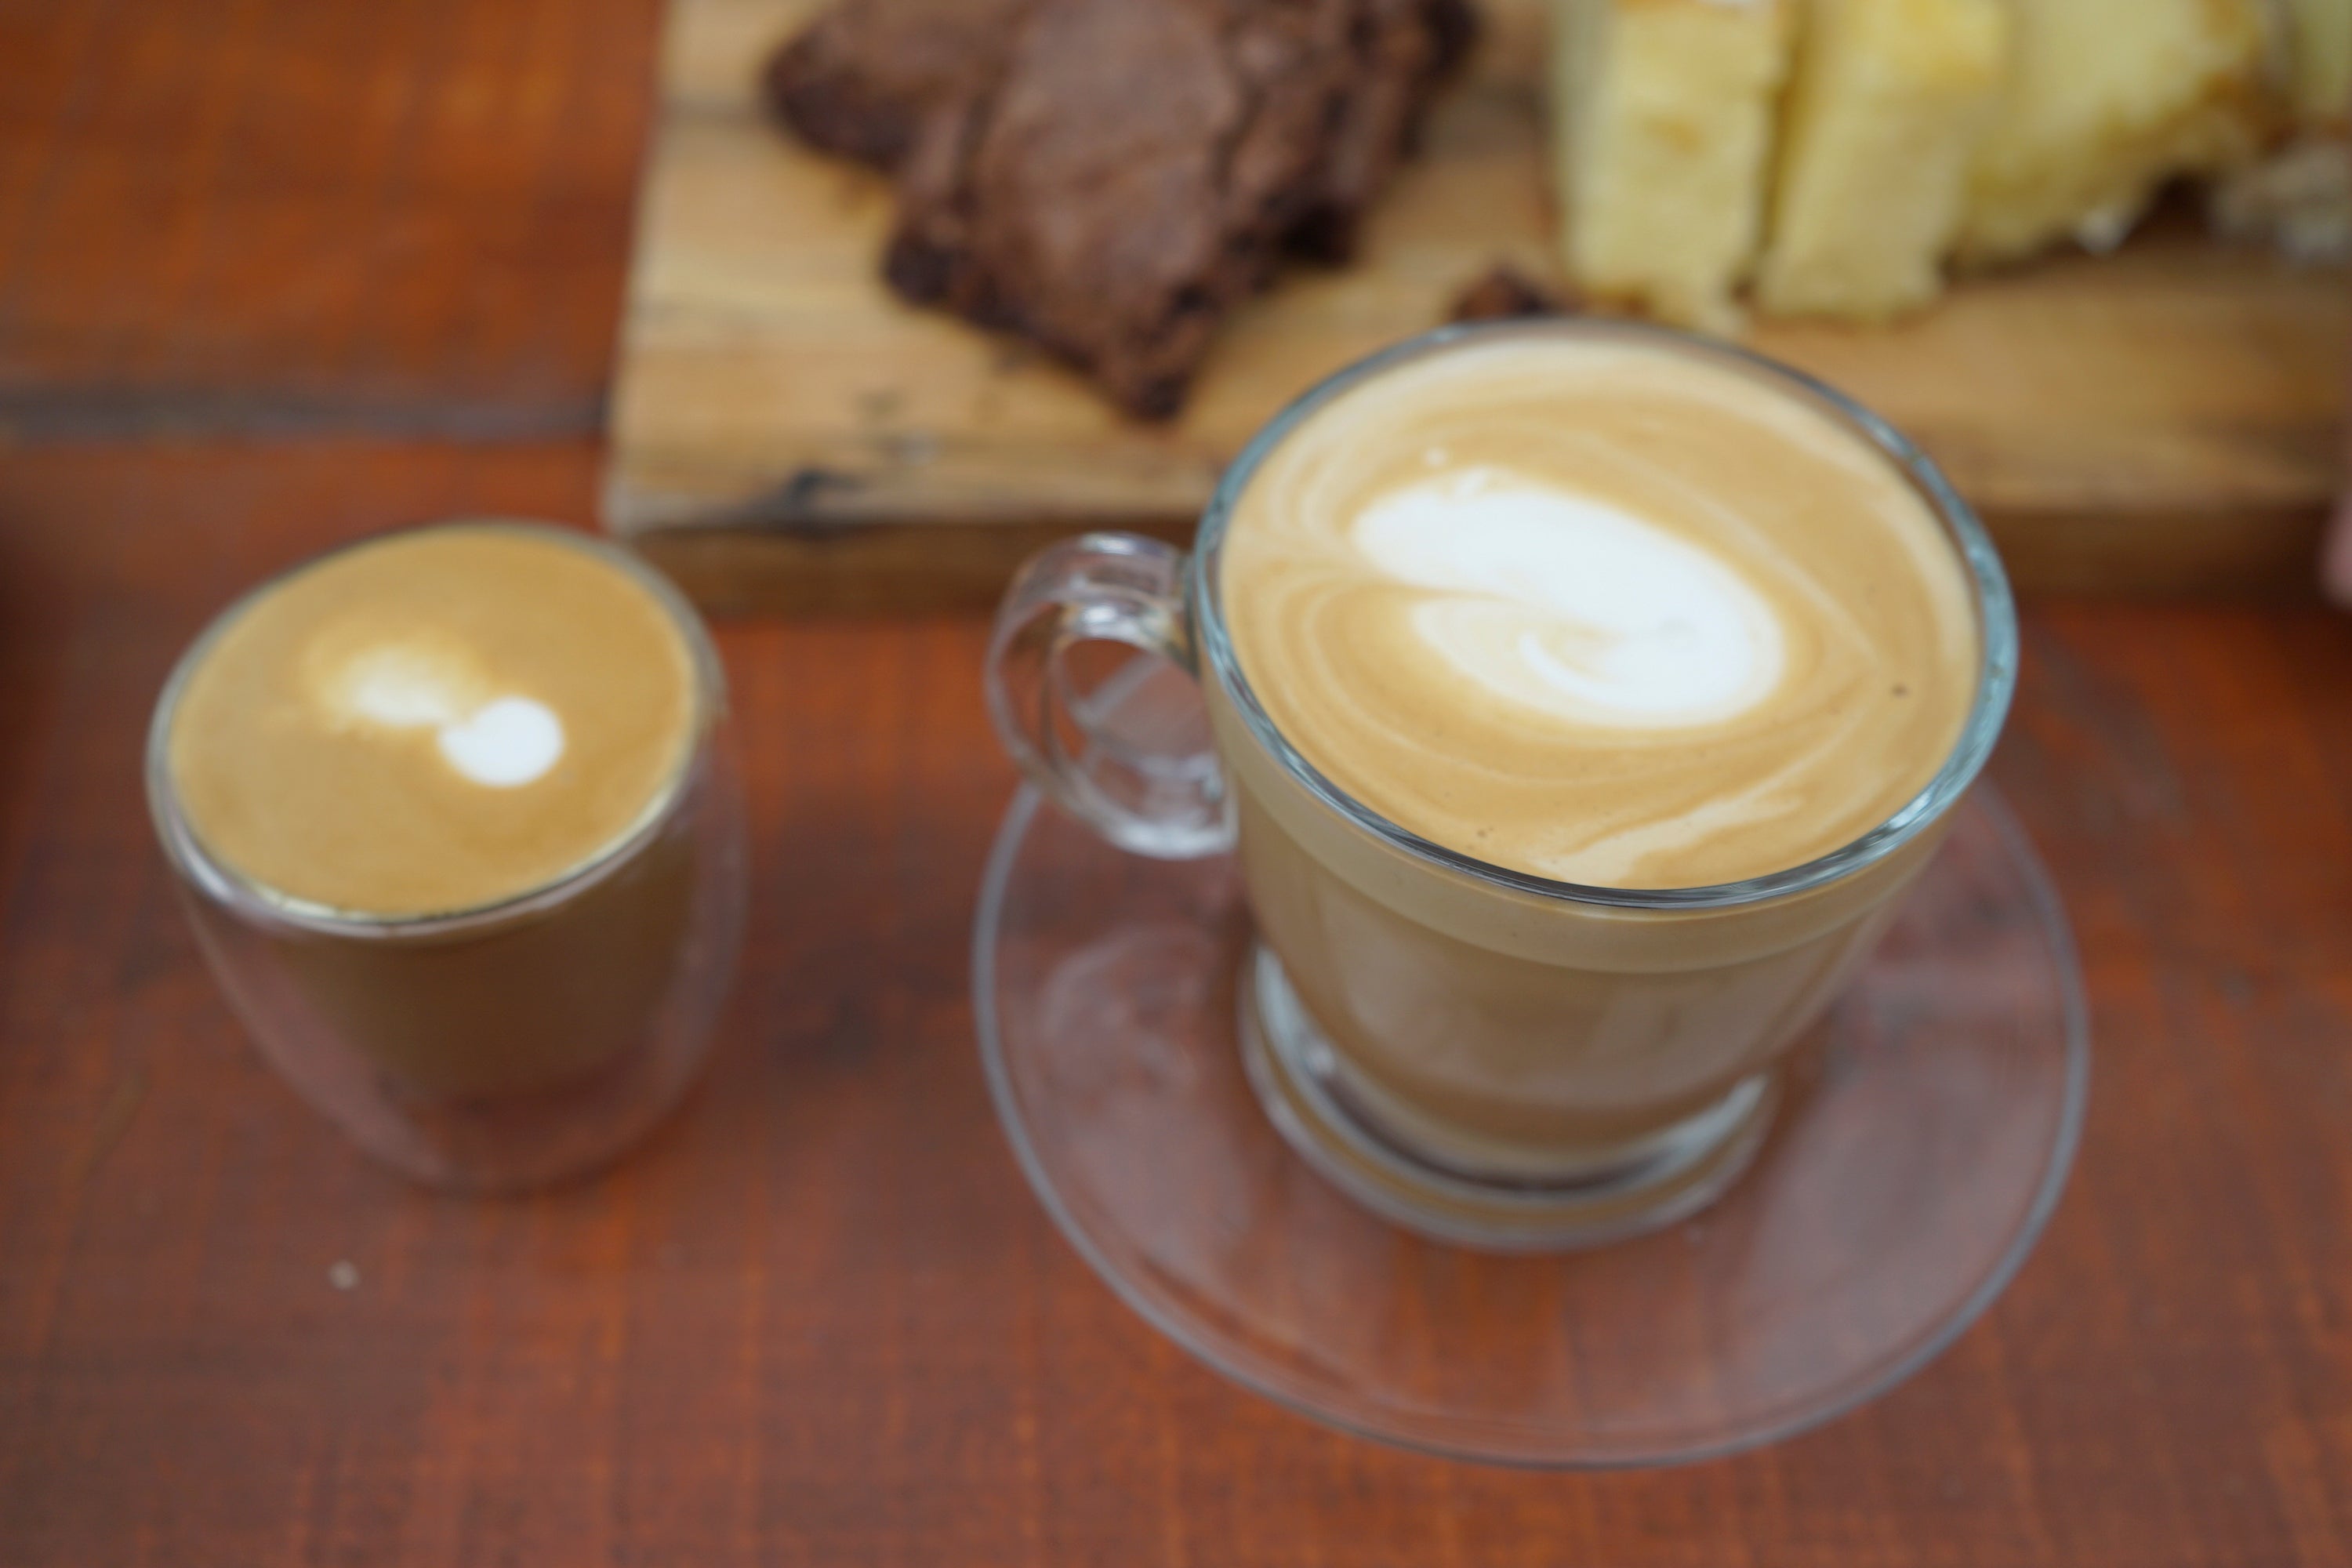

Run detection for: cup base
[[1239, 943, 1778, 1251], [185, 771, 749, 1195], [971, 657, 2088, 1465]]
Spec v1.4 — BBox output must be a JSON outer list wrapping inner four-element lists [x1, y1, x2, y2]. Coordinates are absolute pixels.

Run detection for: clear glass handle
[[985, 533, 1236, 859]]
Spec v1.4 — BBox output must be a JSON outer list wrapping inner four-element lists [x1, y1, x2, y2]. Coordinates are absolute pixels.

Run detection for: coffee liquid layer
[[1221, 336, 1979, 889], [168, 526, 699, 919]]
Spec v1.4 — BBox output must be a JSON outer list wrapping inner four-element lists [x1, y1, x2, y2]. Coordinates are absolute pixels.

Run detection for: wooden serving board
[[607, 0, 2350, 609]]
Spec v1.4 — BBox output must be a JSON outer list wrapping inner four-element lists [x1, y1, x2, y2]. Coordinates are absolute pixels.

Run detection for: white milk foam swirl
[[331, 642, 566, 789], [1352, 466, 1786, 731]]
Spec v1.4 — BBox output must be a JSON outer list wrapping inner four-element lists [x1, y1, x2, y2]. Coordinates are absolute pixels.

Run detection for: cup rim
[[145, 519, 727, 940], [1189, 317, 2020, 913]]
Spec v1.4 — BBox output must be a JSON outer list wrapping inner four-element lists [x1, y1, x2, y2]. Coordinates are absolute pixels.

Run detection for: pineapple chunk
[[1551, 0, 1795, 332], [1758, 0, 2009, 319], [1956, 0, 2278, 266]]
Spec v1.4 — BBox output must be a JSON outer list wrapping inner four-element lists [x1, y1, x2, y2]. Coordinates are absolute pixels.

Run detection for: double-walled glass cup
[[986, 321, 2016, 1250], [147, 524, 747, 1192]]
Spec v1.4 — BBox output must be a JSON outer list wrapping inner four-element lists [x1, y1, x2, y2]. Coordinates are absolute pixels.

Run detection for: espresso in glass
[[150, 523, 745, 1190], [986, 319, 2014, 1248]]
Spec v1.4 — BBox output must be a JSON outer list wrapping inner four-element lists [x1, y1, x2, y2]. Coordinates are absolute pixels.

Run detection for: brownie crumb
[[1449, 265, 1575, 324]]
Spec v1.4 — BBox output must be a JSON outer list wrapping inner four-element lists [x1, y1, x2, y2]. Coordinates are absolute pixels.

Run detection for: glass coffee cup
[[147, 523, 746, 1192], [985, 320, 2016, 1249]]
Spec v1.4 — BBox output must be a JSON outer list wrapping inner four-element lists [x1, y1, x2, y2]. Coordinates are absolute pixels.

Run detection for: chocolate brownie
[[1290, 0, 1478, 263], [768, 0, 1475, 417], [762, 0, 1037, 170], [886, 0, 1363, 416]]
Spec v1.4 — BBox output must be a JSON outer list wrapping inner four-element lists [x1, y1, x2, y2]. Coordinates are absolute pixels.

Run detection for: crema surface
[[1219, 335, 1979, 889], [167, 526, 699, 918]]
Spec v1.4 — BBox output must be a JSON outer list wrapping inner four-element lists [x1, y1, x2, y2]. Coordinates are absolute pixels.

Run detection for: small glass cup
[[985, 319, 2017, 1249], [147, 524, 747, 1192]]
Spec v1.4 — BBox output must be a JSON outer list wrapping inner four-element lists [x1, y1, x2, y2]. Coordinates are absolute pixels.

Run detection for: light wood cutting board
[[607, 0, 2350, 609]]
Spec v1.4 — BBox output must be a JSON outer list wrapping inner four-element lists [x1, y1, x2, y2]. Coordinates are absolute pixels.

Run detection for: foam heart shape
[[332, 643, 474, 730], [437, 696, 566, 788], [1352, 468, 1786, 730]]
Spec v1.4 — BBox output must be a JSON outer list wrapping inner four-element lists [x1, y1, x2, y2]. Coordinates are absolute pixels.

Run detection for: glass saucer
[[972, 672, 2089, 1468]]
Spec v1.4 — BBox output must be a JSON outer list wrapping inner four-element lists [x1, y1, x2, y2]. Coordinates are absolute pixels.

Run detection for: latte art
[[1352, 468, 1787, 731], [1221, 335, 1979, 888], [315, 634, 568, 789], [439, 697, 568, 789], [167, 527, 698, 918]]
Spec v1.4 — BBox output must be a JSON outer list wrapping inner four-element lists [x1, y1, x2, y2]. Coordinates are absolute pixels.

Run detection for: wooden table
[[3, 3, 2350, 1563]]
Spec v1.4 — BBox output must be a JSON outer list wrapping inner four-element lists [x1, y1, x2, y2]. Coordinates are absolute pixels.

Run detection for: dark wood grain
[[2, 0, 2350, 1562], [2, 442, 2350, 1567], [0, 0, 661, 439]]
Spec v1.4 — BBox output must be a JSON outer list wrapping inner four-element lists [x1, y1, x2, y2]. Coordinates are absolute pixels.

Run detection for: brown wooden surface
[[4, 3, 2352, 1565], [604, 0, 2349, 606]]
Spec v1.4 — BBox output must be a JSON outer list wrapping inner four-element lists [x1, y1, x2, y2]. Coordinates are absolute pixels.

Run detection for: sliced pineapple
[[1957, 0, 2279, 267], [1759, 0, 2009, 320], [1551, 0, 1795, 333]]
